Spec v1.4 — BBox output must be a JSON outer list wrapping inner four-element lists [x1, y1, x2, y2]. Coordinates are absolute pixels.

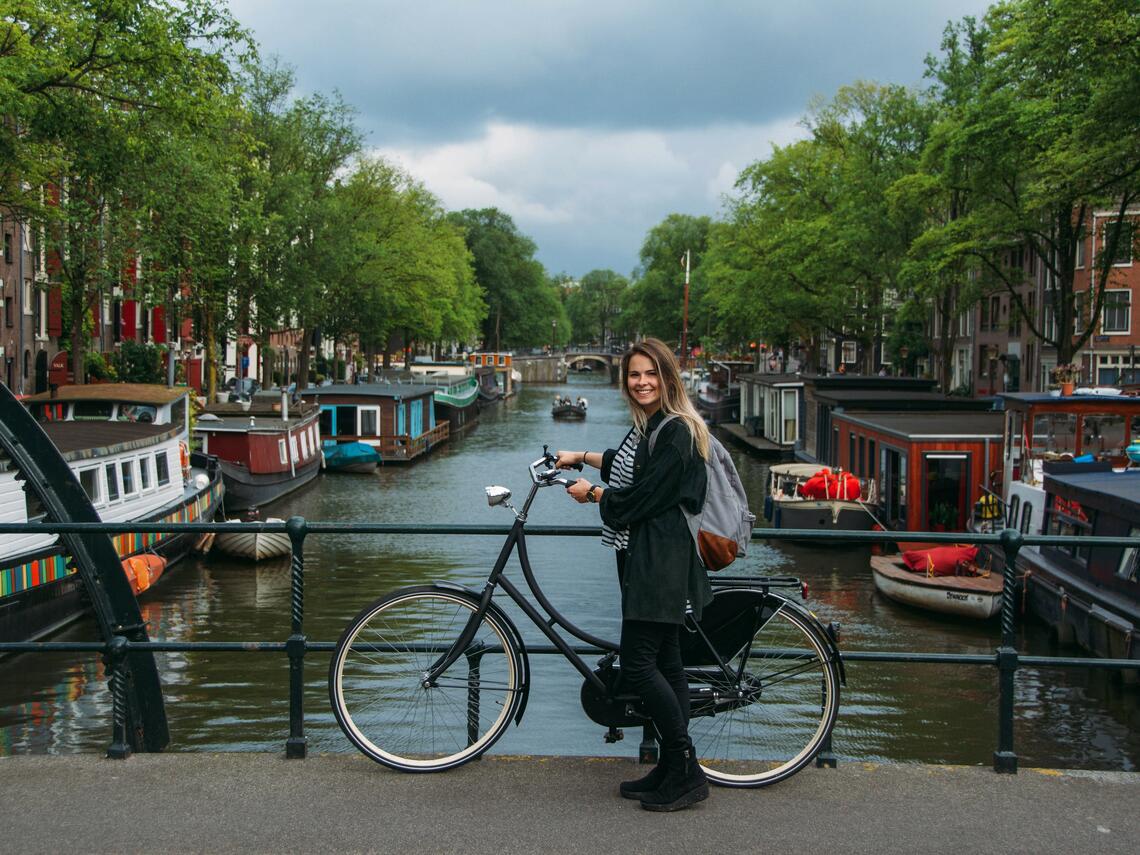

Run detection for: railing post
[[639, 724, 658, 765], [285, 516, 308, 759], [994, 527, 1021, 774], [105, 635, 132, 760]]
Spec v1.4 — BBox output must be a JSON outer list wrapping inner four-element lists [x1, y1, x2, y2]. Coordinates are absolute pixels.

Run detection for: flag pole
[[681, 249, 691, 370]]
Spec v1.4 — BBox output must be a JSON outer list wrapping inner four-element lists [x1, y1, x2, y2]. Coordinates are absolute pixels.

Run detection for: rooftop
[[833, 410, 1004, 439], [25, 384, 188, 406]]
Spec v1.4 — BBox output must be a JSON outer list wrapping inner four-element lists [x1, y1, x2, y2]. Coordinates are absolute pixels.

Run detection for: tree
[[931, 0, 1140, 365], [626, 214, 711, 348], [447, 208, 563, 349], [565, 269, 628, 346]]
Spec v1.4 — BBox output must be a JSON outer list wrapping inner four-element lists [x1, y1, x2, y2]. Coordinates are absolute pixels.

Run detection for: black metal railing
[[1, 520, 1138, 772]]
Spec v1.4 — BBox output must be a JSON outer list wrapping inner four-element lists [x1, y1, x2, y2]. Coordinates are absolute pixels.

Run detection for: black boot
[[619, 755, 669, 800], [639, 740, 709, 812]]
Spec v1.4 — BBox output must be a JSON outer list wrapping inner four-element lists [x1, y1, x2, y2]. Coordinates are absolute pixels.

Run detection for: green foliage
[[114, 341, 167, 384], [84, 351, 117, 382], [626, 214, 711, 348], [564, 269, 629, 345]]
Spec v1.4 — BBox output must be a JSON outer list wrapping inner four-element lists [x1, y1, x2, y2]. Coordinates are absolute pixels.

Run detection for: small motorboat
[[322, 440, 380, 473], [215, 517, 292, 561], [552, 395, 588, 420], [871, 550, 1003, 619]]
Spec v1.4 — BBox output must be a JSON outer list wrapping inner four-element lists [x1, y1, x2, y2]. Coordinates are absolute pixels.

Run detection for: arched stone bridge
[[511, 352, 621, 384]]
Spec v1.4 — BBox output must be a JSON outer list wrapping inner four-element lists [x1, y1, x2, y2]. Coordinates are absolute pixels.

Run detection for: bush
[[85, 351, 118, 382]]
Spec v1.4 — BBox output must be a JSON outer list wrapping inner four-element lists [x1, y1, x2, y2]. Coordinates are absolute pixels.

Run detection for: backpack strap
[[647, 413, 679, 456]]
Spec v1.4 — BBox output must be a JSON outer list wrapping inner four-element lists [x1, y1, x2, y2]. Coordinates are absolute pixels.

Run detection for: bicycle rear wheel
[[329, 586, 525, 772], [684, 589, 840, 787]]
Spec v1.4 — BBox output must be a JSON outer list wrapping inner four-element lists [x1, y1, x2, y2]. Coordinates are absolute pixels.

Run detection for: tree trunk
[[70, 293, 85, 385], [203, 305, 218, 400], [297, 327, 313, 390]]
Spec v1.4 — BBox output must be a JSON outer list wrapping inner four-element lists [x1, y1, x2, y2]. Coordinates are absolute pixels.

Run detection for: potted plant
[[1052, 363, 1080, 395], [929, 502, 957, 532]]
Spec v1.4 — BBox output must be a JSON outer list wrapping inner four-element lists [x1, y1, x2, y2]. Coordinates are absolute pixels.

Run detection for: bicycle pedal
[[604, 727, 624, 743]]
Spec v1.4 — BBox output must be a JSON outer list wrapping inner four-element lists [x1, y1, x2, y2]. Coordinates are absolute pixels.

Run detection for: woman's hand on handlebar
[[566, 478, 597, 504], [554, 450, 585, 470]]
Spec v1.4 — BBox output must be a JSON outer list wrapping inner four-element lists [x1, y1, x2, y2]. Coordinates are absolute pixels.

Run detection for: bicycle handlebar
[[530, 446, 583, 489]]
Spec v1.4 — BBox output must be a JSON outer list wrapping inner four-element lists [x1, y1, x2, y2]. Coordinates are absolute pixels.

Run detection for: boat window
[[781, 389, 797, 444], [156, 452, 170, 486], [359, 407, 379, 437], [105, 463, 120, 502], [1117, 526, 1140, 582], [139, 456, 151, 490], [290, 434, 299, 462], [1081, 413, 1127, 458], [319, 407, 334, 435], [1007, 495, 1020, 529], [1020, 502, 1033, 533], [848, 432, 855, 474], [310, 424, 319, 449], [34, 402, 65, 423], [278, 439, 287, 465], [73, 400, 113, 421], [121, 460, 137, 496], [170, 397, 186, 429], [1047, 495, 1091, 559], [1030, 413, 1078, 457], [335, 405, 358, 437], [118, 403, 157, 424], [300, 429, 309, 459], [79, 468, 101, 503]]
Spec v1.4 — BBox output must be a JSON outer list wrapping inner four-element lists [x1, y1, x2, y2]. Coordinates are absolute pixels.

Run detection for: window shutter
[[47, 285, 62, 337]]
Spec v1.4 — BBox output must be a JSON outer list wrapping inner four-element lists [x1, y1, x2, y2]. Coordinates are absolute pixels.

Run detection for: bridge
[[511, 352, 621, 384]]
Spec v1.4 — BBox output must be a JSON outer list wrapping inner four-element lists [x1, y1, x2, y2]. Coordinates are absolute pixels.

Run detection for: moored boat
[[194, 391, 322, 512], [3, 384, 224, 643], [764, 463, 875, 540], [215, 518, 291, 561], [310, 384, 449, 463], [321, 440, 380, 473], [871, 553, 1003, 619]]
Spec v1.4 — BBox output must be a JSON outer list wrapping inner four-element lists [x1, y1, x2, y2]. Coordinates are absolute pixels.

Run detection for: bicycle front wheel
[[329, 586, 525, 772], [685, 590, 840, 787]]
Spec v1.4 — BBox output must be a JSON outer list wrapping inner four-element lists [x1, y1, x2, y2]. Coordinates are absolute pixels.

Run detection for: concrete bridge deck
[[2, 753, 1137, 854]]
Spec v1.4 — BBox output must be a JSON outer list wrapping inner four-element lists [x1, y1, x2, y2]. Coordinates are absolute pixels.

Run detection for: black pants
[[619, 618, 691, 752]]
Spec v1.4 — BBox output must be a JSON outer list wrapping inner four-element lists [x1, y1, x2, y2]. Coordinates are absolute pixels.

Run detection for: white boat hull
[[215, 521, 292, 561], [871, 561, 1003, 620]]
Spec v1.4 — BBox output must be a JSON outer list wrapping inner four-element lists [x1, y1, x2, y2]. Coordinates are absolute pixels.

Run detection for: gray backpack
[[649, 415, 756, 571]]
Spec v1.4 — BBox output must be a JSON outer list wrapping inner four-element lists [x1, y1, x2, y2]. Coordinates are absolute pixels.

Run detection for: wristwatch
[[586, 484, 600, 503]]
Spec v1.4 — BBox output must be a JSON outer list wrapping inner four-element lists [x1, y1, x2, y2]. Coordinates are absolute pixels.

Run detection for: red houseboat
[[829, 409, 1004, 533], [194, 393, 322, 511]]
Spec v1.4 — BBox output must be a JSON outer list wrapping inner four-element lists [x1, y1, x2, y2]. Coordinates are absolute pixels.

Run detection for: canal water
[[2, 375, 1138, 769]]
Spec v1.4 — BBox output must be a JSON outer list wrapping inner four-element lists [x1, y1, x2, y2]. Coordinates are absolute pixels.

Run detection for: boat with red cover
[[871, 547, 1003, 619], [194, 391, 321, 512]]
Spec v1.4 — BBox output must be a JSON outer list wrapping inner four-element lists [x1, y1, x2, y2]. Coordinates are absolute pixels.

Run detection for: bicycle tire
[[684, 588, 840, 787], [329, 586, 525, 772]]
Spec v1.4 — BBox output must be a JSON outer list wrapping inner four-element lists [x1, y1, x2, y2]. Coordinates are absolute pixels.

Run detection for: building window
[[1103, 221, 1135, 266], [3, 232, 11, 263], [1103, 290, 1131, 334], [1075, 235, 1085, 268], [36, 287, 47, 339], [23, 279, 32, 315], [841, 341, 857, 364]]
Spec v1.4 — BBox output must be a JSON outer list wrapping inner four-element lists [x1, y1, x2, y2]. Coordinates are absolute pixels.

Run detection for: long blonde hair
[[620, 337, 710, 460]]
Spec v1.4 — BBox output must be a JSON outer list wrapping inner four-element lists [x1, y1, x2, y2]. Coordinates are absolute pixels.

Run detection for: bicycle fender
[[427, 582, 532, 725], [715, 586, 846, 687]]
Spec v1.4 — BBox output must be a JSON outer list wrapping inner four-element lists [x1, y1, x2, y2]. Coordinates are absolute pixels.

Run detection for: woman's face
[[626, 353, 661, 414]]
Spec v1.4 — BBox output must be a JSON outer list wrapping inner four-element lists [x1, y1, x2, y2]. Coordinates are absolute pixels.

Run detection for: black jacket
[[598, 410, 713, 624]]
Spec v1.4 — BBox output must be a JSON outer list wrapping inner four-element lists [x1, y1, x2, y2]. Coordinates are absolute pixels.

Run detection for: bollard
[[105, 635, 132, 760], [993, 527, 1021, 774], [285, 516, 308, 759]]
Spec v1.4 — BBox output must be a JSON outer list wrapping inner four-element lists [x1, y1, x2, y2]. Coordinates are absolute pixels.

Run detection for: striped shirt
[[601, 429, 638, 551]]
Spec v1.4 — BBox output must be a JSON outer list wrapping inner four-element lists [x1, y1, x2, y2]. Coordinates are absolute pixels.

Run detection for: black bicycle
[[329, 448, 844, 787]]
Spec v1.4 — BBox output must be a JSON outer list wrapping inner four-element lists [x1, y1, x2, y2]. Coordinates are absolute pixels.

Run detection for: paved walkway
[[2, 754, 1137, 854]]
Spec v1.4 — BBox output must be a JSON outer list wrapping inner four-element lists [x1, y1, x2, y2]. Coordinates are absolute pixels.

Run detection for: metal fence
[[1, 519, 1138, 771]]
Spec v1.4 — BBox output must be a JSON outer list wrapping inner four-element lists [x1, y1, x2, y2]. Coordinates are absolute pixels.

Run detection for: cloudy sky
[[228, 0, 992, 277]]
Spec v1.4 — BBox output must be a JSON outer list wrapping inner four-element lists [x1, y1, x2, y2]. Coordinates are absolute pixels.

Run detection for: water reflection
[[0, 372, 1137, 770]]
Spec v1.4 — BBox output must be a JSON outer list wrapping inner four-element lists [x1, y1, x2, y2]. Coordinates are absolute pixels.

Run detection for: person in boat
[[555, 337, 712, 812]]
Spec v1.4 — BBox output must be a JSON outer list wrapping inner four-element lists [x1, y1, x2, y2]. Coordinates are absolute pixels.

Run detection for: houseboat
[[726, 371, 802, 458], [696, 359, 752, 425], [194, 391, 322, 511], [309, 383, 449, 463], [988, 390, 1140, 539], [468, 352, 515, 399], [764, 462, 875, 536], [1000, 462, 1140, 664], [408, 362, 481, 435], [826, 409, 1004, 534], [3, 384, 224, 643]]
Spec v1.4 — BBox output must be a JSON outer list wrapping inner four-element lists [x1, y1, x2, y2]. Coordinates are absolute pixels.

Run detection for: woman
[[556, 338, 713, 812]]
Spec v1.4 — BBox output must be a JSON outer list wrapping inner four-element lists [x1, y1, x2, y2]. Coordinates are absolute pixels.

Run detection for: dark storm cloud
[[232, 0, 989, 144]]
